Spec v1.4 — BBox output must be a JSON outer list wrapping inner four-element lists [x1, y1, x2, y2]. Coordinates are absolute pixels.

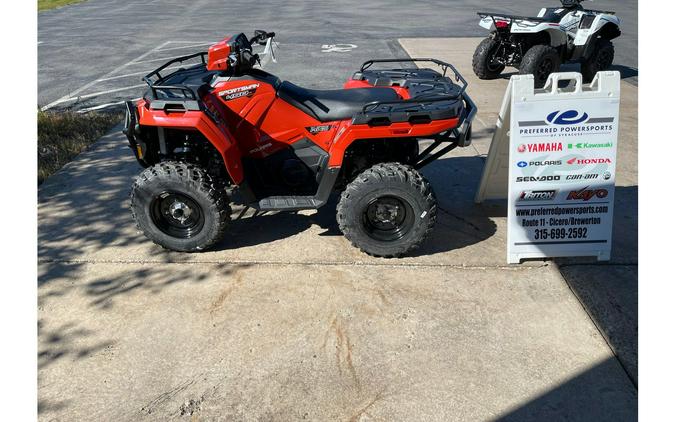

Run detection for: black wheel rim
[[150, 191, 205, 239], [361, 195, 415, 242], [536, 58, 554, 84], [487, 59, 503, 72]]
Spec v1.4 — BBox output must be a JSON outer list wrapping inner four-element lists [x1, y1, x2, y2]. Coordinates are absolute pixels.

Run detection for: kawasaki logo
[[568, 142, 613, 149], [547, 110, 589, 125], [566, 157, 612, 165]]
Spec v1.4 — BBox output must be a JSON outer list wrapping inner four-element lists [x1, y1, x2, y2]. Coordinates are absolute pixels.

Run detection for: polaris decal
[[220, 83, 260, 101], [306, 125, 333, 135]]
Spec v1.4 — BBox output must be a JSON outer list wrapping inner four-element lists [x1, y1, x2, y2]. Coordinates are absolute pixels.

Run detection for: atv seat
[[277, 81, 400, 122]]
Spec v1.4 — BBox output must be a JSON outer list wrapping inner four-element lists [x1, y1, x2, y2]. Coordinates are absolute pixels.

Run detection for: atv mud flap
[[457, 92, 477, 147], [123, 101, 148, 167]]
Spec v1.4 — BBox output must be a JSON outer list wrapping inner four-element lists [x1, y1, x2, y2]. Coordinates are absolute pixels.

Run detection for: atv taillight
[[495, 20, 509, 29]]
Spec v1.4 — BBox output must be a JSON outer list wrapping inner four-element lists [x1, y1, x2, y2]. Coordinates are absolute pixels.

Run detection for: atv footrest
[[256, 196, 322, 211]]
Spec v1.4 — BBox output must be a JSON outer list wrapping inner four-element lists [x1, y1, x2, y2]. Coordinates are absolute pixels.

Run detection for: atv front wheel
[[519, 45, 561, 88], [130, 162, 231, 252], [336, 163, 437, 258], [581, 39, 615, 83], [472, 37, 506, 80]]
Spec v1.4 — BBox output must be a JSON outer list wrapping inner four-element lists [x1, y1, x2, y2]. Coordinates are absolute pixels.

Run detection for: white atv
[[472, 0, 621, 87]]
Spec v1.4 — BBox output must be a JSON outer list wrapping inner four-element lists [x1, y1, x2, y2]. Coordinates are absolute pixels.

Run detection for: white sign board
[[476, 71, 621, 264]]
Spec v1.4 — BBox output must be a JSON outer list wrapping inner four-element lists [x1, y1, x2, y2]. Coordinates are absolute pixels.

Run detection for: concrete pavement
[[38, 38, 638, 421]]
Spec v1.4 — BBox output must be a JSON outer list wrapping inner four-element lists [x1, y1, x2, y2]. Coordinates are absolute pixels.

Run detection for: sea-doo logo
[[516, 175, 561, 183], [566, 157, 612, 165], [519, 190, 557, 201], [567, 187, 609, 201], [517, 143, 563, 153], [220, 83, 260, 101], [547, 110, 589, 125], [306, 125, 332, 135]]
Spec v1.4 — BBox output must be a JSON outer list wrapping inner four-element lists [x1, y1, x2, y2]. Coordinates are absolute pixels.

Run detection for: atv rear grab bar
[[360, 58, 468, 93], [477, 12, 548, 23]]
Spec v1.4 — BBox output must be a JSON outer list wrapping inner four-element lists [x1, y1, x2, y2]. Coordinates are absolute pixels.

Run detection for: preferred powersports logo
[[518, 109, 614, 138]]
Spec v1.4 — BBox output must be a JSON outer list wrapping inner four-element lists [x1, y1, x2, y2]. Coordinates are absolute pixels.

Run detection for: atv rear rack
[[477, 12, 550, 24], [351, 58, 477, 147]]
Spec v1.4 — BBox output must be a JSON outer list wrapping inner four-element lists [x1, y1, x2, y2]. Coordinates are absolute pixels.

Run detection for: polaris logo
[[566, 157, 612, 165], [530, 160, 562, 166], [517, 143, 563, 153], [567, 187, 609, 201], [517, 161, 528, 168], [519, 190, 557, 201], [547, 110, 589, 125]]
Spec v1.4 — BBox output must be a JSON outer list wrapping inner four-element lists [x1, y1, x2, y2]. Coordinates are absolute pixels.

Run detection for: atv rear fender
[[125, 100, 245, 184]]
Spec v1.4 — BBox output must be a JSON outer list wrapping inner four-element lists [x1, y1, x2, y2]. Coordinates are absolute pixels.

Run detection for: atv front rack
[[140, 52, 214, 112], [351, 58, 477, 148]]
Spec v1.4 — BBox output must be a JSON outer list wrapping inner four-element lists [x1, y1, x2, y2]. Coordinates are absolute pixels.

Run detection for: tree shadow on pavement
[[495, 357, 636, 421], [555, 185, 638, 386]]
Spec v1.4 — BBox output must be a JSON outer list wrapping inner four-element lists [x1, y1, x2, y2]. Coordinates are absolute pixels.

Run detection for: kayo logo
[[567, 187, 609, 201], [546, 110, 589, 125]]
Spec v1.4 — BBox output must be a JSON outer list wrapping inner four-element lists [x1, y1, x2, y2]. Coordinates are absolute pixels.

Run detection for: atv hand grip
[[542, 72, 584, 94]]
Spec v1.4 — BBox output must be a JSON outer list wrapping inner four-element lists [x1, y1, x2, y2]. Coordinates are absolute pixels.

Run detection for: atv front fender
[[135, 103, 245, 184]]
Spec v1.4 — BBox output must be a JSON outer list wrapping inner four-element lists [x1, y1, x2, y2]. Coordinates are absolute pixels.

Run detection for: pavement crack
[[38, 258, 547, 271], [437, 207, 483, 232]]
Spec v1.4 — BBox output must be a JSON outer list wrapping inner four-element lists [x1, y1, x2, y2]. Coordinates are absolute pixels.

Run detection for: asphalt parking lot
[[38, 1, 638, 421], [38, 0, 638, 112]]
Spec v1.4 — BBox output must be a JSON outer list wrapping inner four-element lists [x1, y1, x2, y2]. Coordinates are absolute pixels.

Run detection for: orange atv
[[124, 30, 476, 257]]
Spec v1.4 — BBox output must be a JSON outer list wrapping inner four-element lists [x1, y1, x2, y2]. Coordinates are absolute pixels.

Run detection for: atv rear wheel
[[581, 39, 615, 83], [519, 45, 561, 88], [130, 162, 231, 252], [472, 37, 506, 80], [336, 163, 436, 258]]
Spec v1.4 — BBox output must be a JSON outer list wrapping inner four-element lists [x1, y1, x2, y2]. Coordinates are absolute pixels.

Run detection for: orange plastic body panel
[[136, 100, 245, 184], [327, 117, 460, 167], [206, 37, 232, 71]]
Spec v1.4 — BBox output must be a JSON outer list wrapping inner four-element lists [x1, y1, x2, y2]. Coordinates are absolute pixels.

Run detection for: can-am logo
[[566, 157, 612, 165], [519, 190, 557, 201], [547, 110, 589, 125], [567, 187, 609, 201], [517, 143, 563, 153]]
